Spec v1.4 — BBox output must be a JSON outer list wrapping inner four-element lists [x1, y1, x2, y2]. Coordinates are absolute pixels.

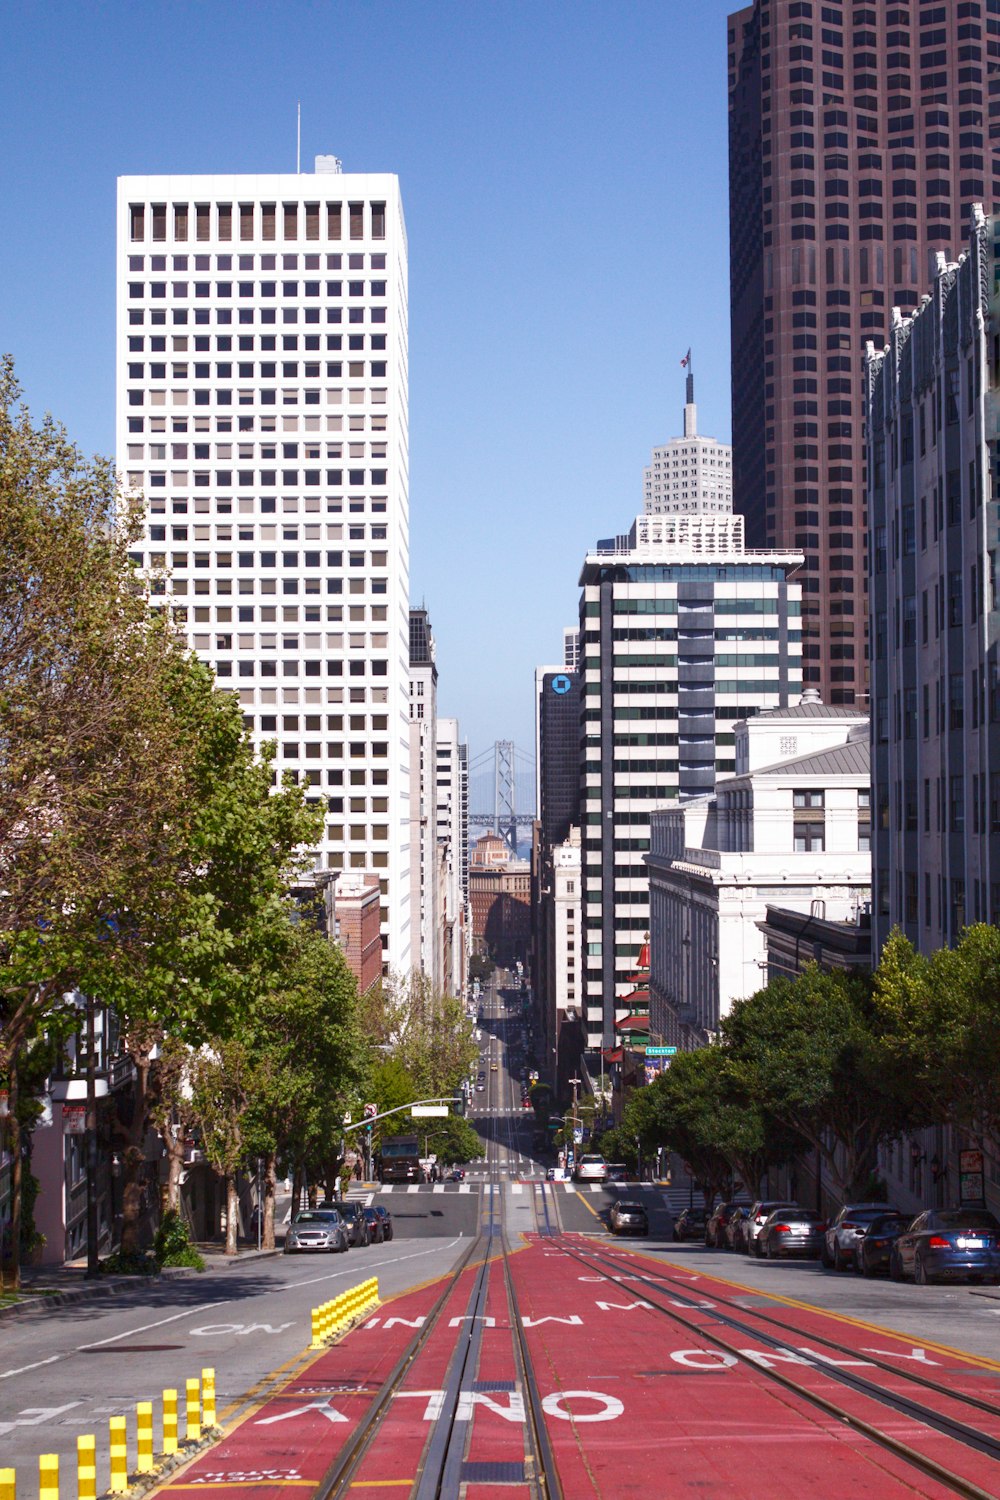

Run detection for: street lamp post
[[568, 1076, 581, 1168], [85, 993, 100, 1279]]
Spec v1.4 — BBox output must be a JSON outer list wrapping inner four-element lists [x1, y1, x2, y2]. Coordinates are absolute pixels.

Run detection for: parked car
[[823, 1202, 897, 1270], [605, 1163, 629, 1183], [745, 1201, 801, 1258], [759, 1208, 826, 1259], [574, 1154, 608, 1183], [363, 1205, 385, 1243], [705, 1201, 746, 1248], [890, 1209, 1000, 1285], [337, 1200, 371, 1248], [373, 1204, 393, 1241], [725, 1206, 752, 1252], [673, 1207, 707, 1242], [609, 1199, 649, 1236], [854, 1212, 908, 1277], [284, 1208, 348, 1255]]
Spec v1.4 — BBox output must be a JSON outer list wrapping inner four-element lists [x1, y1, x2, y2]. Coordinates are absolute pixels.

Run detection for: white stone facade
[[646, 702, 872, 1046], [116, 167, 411, 971], [436, 717, 469, 998], [642, 386, 732, 516]]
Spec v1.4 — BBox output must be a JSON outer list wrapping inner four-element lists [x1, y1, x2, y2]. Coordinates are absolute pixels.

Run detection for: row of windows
[[129, 200, 387, 244], [129, 280, 386, 301], [154, 577, 388, 597], [128, 252, 385, 272], [127, 359, 386, 379], [134, 467, 389, 485], [143, 549, 387, 567], [147, 523, 382, 540], [125, 319, 386, 353]]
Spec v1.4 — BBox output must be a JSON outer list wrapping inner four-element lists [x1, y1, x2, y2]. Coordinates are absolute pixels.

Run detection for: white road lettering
[[669, 1349, 738, 1370], [190, 1322, 293, 1337], [595, 1300, 653, 1312], [0, 1403, 82, 1438], [393, 1389, 447, 1420], [798, 1347, 876, 1369], [542, 1390, 624, 1423], [455, 1391, 525, 1423], [860, 1346, 941, 1365], [522, 1315, 583, 1327], [741, 1347, 813, 1369], [256, 1399, 348, 1426], [383, 1316, 426, 1329]]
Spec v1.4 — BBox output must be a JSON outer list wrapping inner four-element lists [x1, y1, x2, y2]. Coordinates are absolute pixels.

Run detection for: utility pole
[[85, 994, 99, 1278]]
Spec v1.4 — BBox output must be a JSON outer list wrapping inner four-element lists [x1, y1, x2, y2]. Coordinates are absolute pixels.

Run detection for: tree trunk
[[225, 1173, 239, 1256], [262, 1154, 277, 1250], [118, 1054, 152, 1257], [163, 1118, 185, 1215], [2, 1059, 22, 1292]]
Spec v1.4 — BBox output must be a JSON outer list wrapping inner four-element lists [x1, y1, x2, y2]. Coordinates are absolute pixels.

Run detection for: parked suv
[[822, 1202, 896, 1271], [745, 1201, 800, 1258], [336, 1200, 372, 1248], [705, 1201, 747, 1248]]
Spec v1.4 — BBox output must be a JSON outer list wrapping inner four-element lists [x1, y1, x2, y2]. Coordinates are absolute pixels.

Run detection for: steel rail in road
[[559, 1237, 1000, 1500], [315, 980, 560, 1500], [630, 1250, 1000, 1428]]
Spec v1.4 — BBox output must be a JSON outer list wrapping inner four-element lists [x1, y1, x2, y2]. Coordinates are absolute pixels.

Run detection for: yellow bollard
[[78, 1433, 97, 1500], [311, 1305, 324, 1348], [136, 1401, 154, 1473], [39, 1453, 58, 1500], [185, 1377, 201, 1443], [201, 1368, 216, 1430], [0, 1469, 13, 1500], [162, 1389, 178, 1454], [109, 1416, 128, 1493]]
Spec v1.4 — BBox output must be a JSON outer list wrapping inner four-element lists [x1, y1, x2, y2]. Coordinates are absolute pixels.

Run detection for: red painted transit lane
[[150, 1235, 1000, 1498]]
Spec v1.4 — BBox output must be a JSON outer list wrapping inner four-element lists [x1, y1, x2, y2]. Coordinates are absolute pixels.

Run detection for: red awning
[[616, 1014, 650, 1032], [602, 1047, 624, 1063]]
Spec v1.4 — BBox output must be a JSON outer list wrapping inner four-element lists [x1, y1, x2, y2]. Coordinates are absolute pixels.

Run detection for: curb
[[0, 1248, 285, 1319]]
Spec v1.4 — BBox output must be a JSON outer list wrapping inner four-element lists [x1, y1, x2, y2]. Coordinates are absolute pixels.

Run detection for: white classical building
[[646, 695, 871, 1047], [643, 366, 732, 516], [116, 165, 411, 970]]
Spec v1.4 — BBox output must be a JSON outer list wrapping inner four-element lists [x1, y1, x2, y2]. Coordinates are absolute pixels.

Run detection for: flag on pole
[[680, 349, 691, 367]]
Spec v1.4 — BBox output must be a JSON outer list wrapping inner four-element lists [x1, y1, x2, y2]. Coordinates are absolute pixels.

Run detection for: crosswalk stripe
[[432, 1184, 444, 1194], [407, 1184, 420, 1194]]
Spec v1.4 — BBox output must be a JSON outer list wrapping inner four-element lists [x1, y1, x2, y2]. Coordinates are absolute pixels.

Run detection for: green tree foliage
[[360, 971, 478, 1104], [190, 917, 362, 1253], [722, 965, 919, 1200], [874, 924, 1000, 1148]]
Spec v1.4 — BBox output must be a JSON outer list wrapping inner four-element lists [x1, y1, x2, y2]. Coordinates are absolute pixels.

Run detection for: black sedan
[[891, 1209, 1000, 1285], [673, 1207, 707, 1242], [759, 1208, 825, 1259], [363, 1205, 385, 1243], [855, 1212, 908, 1276], [609, 1199, 649, 1236]]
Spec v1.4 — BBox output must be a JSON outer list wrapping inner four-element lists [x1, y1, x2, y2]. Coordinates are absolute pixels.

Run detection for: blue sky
[[1, 0, 735, 782]]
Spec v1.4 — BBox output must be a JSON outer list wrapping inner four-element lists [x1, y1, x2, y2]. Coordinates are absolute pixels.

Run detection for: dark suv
[[336, 1200, 371, 1247], [706, 1201, 746, 1248]]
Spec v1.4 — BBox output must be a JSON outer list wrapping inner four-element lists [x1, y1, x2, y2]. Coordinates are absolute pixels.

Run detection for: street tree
[[874, 924, 1000, 1148], [722, 965, 919, 1200]]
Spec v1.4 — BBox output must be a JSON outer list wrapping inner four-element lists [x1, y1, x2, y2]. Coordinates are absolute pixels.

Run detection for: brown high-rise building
[[728, 0, 1000, 705]]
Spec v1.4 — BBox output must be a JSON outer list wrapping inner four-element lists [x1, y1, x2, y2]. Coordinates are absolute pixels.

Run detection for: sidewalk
[[0, 1241, 284, 1320]]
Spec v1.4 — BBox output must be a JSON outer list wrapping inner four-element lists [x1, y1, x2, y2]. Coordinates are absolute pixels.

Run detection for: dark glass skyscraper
[[729, 0, 1000, 706]]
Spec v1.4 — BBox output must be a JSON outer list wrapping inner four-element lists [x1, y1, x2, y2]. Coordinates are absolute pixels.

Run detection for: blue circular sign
[[551, 674, 572, 695]]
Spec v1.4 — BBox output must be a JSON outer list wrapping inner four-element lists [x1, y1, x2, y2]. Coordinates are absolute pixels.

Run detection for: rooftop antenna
[[296, 102, 301, 173]]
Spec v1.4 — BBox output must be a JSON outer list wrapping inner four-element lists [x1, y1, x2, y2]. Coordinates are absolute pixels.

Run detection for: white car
[[574, 1154, 608, 1183]]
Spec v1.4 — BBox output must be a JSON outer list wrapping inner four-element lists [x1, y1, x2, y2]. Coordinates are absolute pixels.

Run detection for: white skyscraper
[[643, 362, 732, 516], [117, 165, 411, 971]]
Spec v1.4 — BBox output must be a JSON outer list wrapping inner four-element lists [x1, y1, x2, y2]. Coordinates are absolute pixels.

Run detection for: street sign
[[645, 1046, 678, 1056], [959, 1148, 986, 1208], [411, 1105, 449, 1118], [363, 1102, 378, 1119], [62, 1105, 87, 1135], [342, 1112, 352, 1126], [573, 1126, 583, 1144]]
